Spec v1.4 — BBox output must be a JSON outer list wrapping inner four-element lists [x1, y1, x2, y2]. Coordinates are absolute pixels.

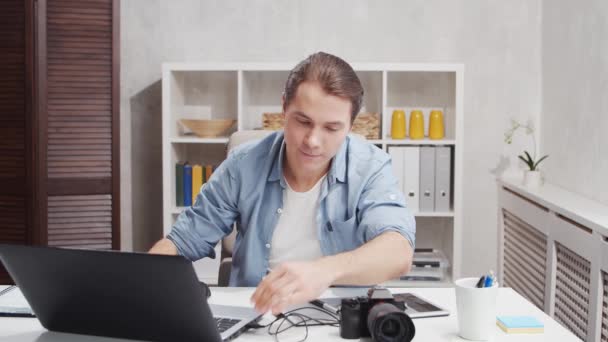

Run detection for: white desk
[[0, 286, 580, 341]]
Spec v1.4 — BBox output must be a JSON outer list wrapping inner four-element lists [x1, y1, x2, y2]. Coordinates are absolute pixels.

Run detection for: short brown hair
[[283, 52, 364, 124]]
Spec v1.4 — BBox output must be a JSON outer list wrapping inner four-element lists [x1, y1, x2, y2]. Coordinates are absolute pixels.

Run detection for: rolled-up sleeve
[[167, 157, 240, 261], [357, 159, 416, 249]]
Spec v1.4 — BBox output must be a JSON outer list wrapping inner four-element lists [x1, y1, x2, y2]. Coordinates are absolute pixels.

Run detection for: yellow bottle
[[429, 110, 445, 140], [409, 110, 424, 139], [391, 110, 406, 139]]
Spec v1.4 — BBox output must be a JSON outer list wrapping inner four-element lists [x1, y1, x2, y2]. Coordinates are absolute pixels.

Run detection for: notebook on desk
[[318, 292, 450, 319], [0, 244, 261, 342], [0, 285, 35, 317]]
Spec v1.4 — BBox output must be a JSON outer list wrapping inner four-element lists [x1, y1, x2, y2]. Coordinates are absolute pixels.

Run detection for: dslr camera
[[339, 286, 415, 342]]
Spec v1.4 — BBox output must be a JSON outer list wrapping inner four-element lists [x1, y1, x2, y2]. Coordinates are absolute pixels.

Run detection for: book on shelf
[[204, 165, 213, 184], [176, 163, 219, 207], [175, 163, 184, 207], [183, 163, 192, 207], [192, 165, 203, 204]]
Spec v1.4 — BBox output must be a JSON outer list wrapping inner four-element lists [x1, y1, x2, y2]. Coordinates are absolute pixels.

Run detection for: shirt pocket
[[329, 215, 364, 251]]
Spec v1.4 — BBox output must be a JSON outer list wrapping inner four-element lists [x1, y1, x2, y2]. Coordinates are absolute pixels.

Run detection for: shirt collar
[[267, 132, 349, 186]]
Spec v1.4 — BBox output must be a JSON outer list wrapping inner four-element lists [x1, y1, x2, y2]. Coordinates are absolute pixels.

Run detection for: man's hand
[[148, 238, 178, 255], [250, 232, 412, 315], [250, 260, 336, 315]]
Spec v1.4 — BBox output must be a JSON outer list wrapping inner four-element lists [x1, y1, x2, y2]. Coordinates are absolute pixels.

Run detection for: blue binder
[[183, 163, 192, 206]]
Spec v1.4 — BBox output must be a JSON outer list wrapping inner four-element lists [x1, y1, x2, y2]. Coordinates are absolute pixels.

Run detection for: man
[[150, 52, 415, 315]]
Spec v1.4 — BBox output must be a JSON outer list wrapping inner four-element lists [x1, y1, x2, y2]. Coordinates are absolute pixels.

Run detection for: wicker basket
[[352, 112, 380, 139], [179, 119, 236, 138], [262, 113, 284, 130], [262, 112, 380, 139]]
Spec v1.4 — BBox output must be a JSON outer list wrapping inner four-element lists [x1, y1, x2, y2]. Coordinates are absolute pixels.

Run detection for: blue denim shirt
[[167, 131, 416, 286]]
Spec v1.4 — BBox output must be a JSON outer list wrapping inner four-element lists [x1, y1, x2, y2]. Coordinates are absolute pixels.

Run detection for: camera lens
[[367, 302, 415, 342]]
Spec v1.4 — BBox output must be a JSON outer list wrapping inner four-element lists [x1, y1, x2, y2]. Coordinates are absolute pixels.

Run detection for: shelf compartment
[[241, 71, 289, 130], [168, 144, 227, 209], [384, 71, 457, 140], [168, 70, 238, 138]]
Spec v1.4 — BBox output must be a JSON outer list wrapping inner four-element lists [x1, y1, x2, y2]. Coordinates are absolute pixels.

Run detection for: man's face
[[283, 81, 352, 177]]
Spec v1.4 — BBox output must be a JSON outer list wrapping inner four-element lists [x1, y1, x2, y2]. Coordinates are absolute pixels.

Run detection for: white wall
[[541, 0, 608, 206], [121, 0, 542, 277]]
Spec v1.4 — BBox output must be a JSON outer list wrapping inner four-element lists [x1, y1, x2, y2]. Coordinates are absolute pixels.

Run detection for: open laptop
[[0, 244, 261, 342]]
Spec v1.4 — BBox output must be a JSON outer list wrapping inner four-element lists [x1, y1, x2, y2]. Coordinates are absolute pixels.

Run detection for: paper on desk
[[0, 287, 34, 315]]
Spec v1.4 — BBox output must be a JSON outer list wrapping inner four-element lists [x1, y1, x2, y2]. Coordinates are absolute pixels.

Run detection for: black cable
[[246, 306, 340, 342], [270, 312, 310, 342]]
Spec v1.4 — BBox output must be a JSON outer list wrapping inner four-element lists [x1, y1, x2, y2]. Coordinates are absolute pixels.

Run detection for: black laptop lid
[[0, 244, 221, 342]]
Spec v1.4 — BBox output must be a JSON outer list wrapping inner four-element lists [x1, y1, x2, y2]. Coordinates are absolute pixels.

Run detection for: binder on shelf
[[175, 162, 184, 207], [419, 146, 435, 212], [403, 146, 420, 213], [192, 165, 203, 205], [183, 163, 192, 207], [435, 146, 452, 212], [205, 165, 213, 183], [388, 146, 405, 192]]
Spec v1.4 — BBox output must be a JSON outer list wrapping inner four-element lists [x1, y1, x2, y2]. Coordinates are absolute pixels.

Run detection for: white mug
[[455, 277, 499, 341]]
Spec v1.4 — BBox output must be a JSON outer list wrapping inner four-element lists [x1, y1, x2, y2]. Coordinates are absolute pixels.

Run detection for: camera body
[[340, 287, 415, 342]]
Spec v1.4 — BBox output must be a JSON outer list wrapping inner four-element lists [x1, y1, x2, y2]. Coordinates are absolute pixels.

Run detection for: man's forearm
[[149, 238, 179, 255], [319, 231, 413, 285]]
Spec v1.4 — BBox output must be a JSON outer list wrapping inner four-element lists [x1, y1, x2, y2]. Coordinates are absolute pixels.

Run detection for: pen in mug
[[475, 276, 486, 288], [475, 270, 495, 288], [483, 275, 493, 288], [484, 270, 495, 288]]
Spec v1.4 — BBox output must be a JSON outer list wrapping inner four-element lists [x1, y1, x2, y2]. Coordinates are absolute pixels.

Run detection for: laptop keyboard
[[214, 317, 241, 333]]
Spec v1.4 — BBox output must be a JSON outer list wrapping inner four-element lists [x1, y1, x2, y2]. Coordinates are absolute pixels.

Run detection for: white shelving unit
[[162, 63, 464, 286]]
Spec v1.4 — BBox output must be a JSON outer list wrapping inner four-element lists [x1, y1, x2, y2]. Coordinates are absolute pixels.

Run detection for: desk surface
[[0, 286, 579, 342]]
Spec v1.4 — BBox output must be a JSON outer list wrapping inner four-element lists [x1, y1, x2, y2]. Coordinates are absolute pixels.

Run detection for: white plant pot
[[523, 170, 543, 187]]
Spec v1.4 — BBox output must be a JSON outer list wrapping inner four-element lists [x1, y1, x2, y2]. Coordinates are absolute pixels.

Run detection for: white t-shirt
[[268, 175, 326, 269]]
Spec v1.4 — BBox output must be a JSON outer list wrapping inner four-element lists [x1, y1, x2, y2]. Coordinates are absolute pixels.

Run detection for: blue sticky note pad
[[497, 316, 544, 334]]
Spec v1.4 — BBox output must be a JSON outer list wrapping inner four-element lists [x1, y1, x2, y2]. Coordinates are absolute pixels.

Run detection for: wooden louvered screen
[[0, 0, 33, 284], [0, 0, 119, 284], [48, 195, 113, 248], [502, 209, 547, 310], [555, 242, 590, 341], [43, 0, 119, 249]]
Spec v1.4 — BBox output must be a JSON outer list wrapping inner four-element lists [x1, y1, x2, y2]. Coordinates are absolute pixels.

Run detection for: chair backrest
[[221, 130, 274, 258]]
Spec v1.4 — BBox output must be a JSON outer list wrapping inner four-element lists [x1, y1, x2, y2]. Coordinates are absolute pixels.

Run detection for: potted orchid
[[504, 120, 549, 187]]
